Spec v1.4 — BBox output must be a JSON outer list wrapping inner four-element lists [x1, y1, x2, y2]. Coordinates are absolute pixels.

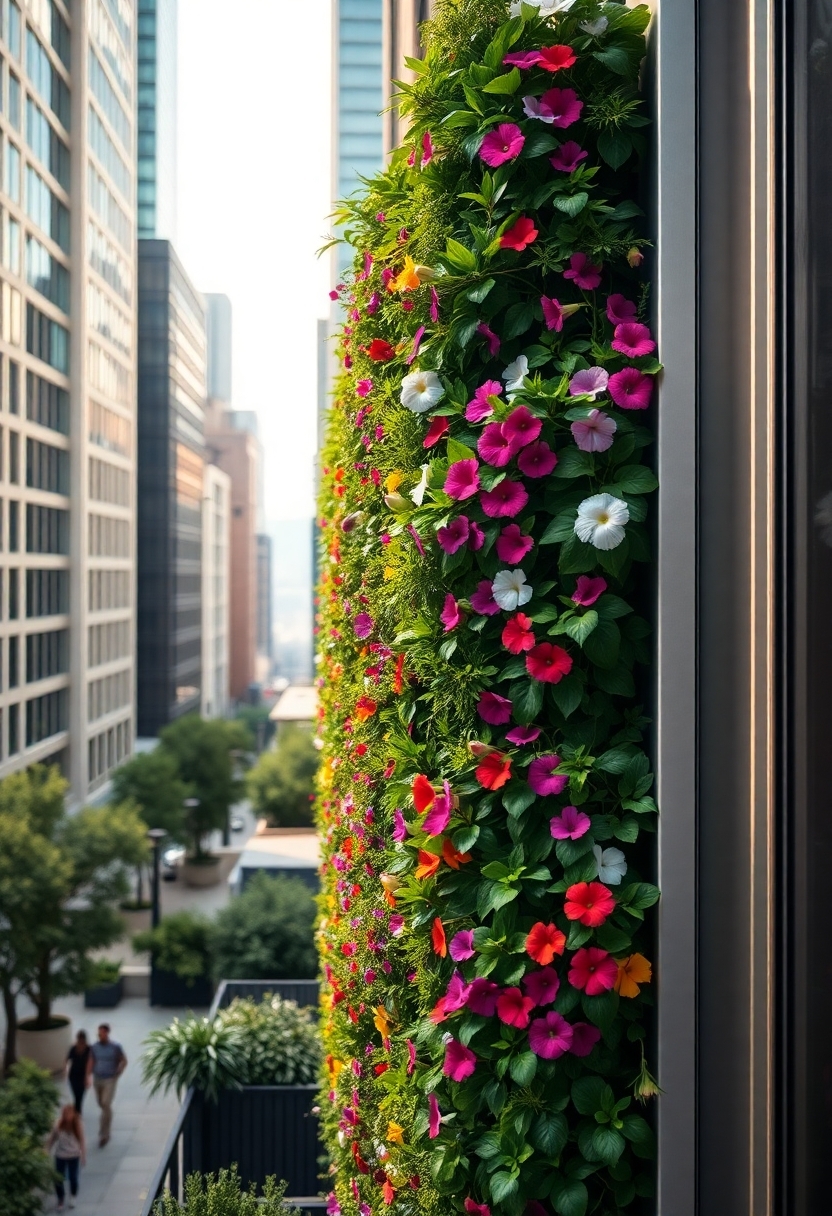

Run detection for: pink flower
[[465, 381, 502, 422], [476, 322, 501, 356], [550, 140, 588, 172], [366, 292, 380, 315], [606, 293, 637, 325], [528, 754, 568, 796], [407, 524, 426, 556], [500, 216, 538, 251], [444, 458, 480, 500], [504, 49, 544, 68], [356, 379, 373, 398], [477, 690, 513, 725], [466, 977, 500, 1016], [480, 479, 529, 518], [612, 321, 656, 358], [550, 805, 591, 840], [571, 409, 617, 452], [502, 405, 542, 448], [470, 580, 501, 616], [478, 422, 519, 468], [423, 782, 453, 835], [538, 44, 577, 71], [568, 946, 618, 995], [523, 966, 560, 1006], [479, 123, 525, 167], [464, 1200, 491, 1216], [440, 594, 462, 632], [443, 971, 470, 1012], [570, 1022, 602, 1056], [496, 524, 534, 564], [518, 441, 557, 478], [424, 416, 449, 449], [354, 613, 373, 639], [540, 87, 583, 128], [506, 724, 541, 744], [541, 296, 568, 332], [569, 367, 609, 399], [430, 286, 439, 322], [449, 929, 475, 961], [564, 252, 602, 290], [437, 516, 471, 554], [468, 521, 485, 550], [572, 575, 606, 606], [608, 367, 654, 410], [406, 325, 426, 365], [526, 642, 573, 684], [421, 130, 434, 166], [523, 94, 556, 122], [529, 1011, 574, 1059], [502, 613, 536, 654], [496, 986, 535, 1028], [393, 809, 407, 842], [428, 1092, 441, 1138], [443, 1038, 477, 1081]]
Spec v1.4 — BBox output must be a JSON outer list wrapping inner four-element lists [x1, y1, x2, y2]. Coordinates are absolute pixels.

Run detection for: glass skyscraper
[[137, 0, 177, 240], [335, 0, 384, 271]]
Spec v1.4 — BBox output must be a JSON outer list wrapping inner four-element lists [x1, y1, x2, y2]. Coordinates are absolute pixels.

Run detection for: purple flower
[[440, 594, 462, 632], [606, 293, 637, 325], [477, 691, 513, 725], [407, 523, 426, 556], [366, 292, 380, 315], [443, 1038, 477, 1081], [428, 1092, 442, 1137], [430, 286, 440, 322], [468, 521, 485, 551], [541, 296, 568, 332], [465, 380, 503, 423], [608, 367, 654, 410], [564, 252, 602, 290], [550, 140, 588, 172], [476, 322, 501, 356], [523, 966, 560, 1006], [540, 87, 583, 128], [449, 929, 475, 961], [444, 458, 480, 500], [504, 50, 543, 68], [506, 724, 541, 745], [393, 809, 407, 842], [479, 123, 525, 167], [470, 580, 501, 616], [550, 804, 591, 840], [389, 914, 405, 935], [523, 94, 555, 122], [353, 613, 373, 639], [612, 321, 656, 358], [529, 1011, 574, 1059], [571, 408, 617, 452], [572, 575, 607, 606], [569, 367, 609, 399], [528, 754, 568, 796], [478, 422, 519, 468], [466, 978, 500, 1016], [437, 516, 471, 555], [570, 1021, 602, 1056], [423, 782, 453, 835], [517, 441, 557, 478], [444, 971, 471, 1012], [496, 524, 534, 564]]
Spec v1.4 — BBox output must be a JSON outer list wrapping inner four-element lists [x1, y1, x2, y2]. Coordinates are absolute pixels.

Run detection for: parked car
[[162, 845, 185, 880], [230, 814, 245, 833]]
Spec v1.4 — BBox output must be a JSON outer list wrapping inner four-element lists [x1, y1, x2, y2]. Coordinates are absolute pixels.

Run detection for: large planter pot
[[151, 966, 214, 1008], [84, 977, 123, 1009], [182, 857, 222, 888], [17, 1016, 72, 1075], [119, 905, 152, 935]]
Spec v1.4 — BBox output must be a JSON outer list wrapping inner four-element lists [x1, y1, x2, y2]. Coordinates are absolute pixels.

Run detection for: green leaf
[[474, 1130, 503, 1159], [596, 594, 633, 620], [530, 1110, 568, 1157], [620, 1113, 656, 1157], [596, 745, 637, 774], [613, 814, 640, 843], [553, 1179, 588, 1216], [482, 67, 521, 94], [452, 824, 480, 852], [607, 464, 658, 495], [619, 882, 660, 912], [444, 109, 480, 129], [585, 1124, 626, 1165], [565, 610, 599, 646], [540, 512, 577, 545], [466, 277, 496, 303], [503, 300, 536, 340], [523, 130, 559, 158], [551, 673, 583, 719], [595, 663, 636, 697], [481, 860, 511, 880], [509, 678, 544, 725], [553, 192, 589, 217], [596, 537, 630, 579], [444, 239, 478, 273], [509, 1051, 538, 1085], [462, 85, 485, 114], [595, 922, 633, 953], [611, 200, 644, 220], [593, 45, 633, 75], [551, 447, 594, 479], [447, 437, 477, 462], [571, 1076, 608, 1116], [502, 782, 537, 818], [489, 1171, 519, 1204], [582, 619, 620, 668], [597, 128, 633, 170]]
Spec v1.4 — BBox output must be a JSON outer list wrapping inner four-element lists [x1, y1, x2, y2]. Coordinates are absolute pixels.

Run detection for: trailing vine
[[316, 3, 659, 1215]]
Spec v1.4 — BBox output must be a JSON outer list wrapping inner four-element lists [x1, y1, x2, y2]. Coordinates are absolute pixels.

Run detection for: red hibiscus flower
[[500, 215, 539, 251], [354, 695, 378, 720], [538, 44, 577, 71], [496, 986, 535, 1029], [431, 917, 447, 957], [502, 613, 536, 654], [423, 416, 449, 448], [367, 338, 396, 361], [412, 774, 436, 813], [475, 750, 512, 789], [415, 850, 441, 880], [526, 921, 567, 964], [564, 881, 616, 927], [568, 946, 618, 995], [525, 642, 573, 684]]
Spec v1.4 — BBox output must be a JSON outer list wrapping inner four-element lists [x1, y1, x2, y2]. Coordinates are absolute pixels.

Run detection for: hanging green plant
[[317, 3, 659, 1215]]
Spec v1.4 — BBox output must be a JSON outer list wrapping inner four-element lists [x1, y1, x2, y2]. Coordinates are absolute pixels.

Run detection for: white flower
[[593, 845, 628, 886], [491, 569, 533, 612], [400, 369, 444, 414], [509, 0, 574, 15], [815, 491, 832, 547], [574, 493, 630, 550], [502, 355, 529, 399], [410, 464, 430, 506], [580, 16, 609, 36]]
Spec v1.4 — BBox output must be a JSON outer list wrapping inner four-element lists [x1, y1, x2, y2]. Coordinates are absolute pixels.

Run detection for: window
[[88, 104, 129, 200], [2, 213, 20, 275], [87, 162, 130, 252], [9, 360, 19, 414], [89, 456, 128, 505], [27, 371, 68, 433], [26, 302, 68, 372], [102, 0, 131, 49], [26, 503, 68, 553], [88, 512, 129, 557], [26, 437, 68, 494], [90, 0, 131, 101], [2, 282, 21, 346], [25, 235, 69, 312], [87, 221, 131, 304], [88, 668, 130, 720], [9, 429, 17, 482], [26, 166, 70, 252], [26, 29, 70, 130], [8, 634, 18, 686], [88, 342, 130, 408], [27, 567, 68, 616], [26, 98, 70, 189], [89, 400, 130, 455], [6, 1, 20, 61], [88, 619, 129, 666], [26, 627, 67, 681], [88, 717, 130, 787], [4, 139, 19, 202], [8, 702, 19, 754], [7, 70, 19, 128], [88, 48, 129, 149], [88, 568, 129, 611], [8, 498, 18, 551], [26, 686, 67, 744], [9, 566, 18, 618], [87, 281, 130, 355]]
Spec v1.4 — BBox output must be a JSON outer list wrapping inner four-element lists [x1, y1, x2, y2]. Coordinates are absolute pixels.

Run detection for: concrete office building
[[255, 531, 272, 682], [137, 0, 176, 241], [136, 240, 205, 735], [205, 292, 231, 404], [0, 0, 139, 801], [201, 459, 229, 718]]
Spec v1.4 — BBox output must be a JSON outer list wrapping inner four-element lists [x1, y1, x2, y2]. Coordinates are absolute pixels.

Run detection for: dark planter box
[[150, 966, 214, 1008], [84, 977, 123, 1008]]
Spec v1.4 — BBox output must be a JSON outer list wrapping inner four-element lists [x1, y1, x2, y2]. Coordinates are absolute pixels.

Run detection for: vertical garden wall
[[316, 2, 659, 1214]]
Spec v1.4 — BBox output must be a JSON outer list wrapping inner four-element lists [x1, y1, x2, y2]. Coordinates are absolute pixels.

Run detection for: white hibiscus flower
[[502, 355, 529, 399], [593, 845, 628, 886], [574, 493, 630, 550], [491, 569, 533, 612], [400, 369, 445, 413]]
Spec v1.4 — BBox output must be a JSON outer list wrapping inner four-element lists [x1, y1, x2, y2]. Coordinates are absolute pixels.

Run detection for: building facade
[[136, 240, 205, 736], [381, 0, 431, 152], [200, 459, 229, 718], [255, 530, 272, 682], [136, 0, 176, 241], [205, 292, 231, 404]]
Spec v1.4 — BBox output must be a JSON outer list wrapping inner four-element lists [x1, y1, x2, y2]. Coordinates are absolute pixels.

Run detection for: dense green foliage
[[211, 874, 318, 981], [110, 748, 188, 839], [153, 1167, 299, 1216], [142, 1017, 248, 1102], [0, 1061, 59, 1216], [246, 725, 319, 827], [218, 994, 321, 1085], [134, 911, 213, 984], [158, 715, 252, 857]]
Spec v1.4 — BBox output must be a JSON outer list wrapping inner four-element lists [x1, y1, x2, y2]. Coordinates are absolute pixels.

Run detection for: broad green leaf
[[445, 238, 478, 273], [502, 782, 537, 818], [540, 512, 578, 545], [482, 67, 522, 94], [607, 464, 658, 495], [565, 609, 599, 646], [447, 437, 477, 462], [443, 109, 480, 129], [531, 1110, 568, 1156], [509, 1050, 538, 1085], [551, 673, 583, 719], [582, 619, 620, 668], [523, 130, 559, 158], [466, 277, 496, 303], [597, 128, 633, 170], [595, 922, 633, 953], [554, 192, 589, 217], [553, 1180, 588, 1216], [593, 45, 633, 75], [585, 1124, 626, 1165], [620, 1112, 657, 1157], [509, 678, 544, 724], [596, 745, 638, 774], [571, 1076, 608, 1116], [489, 1171, 519, 1204], [595, 663, 636, 697], [551, 447, 594, 479], [452, 824, 480, 852], [503, 300, 536, 340]]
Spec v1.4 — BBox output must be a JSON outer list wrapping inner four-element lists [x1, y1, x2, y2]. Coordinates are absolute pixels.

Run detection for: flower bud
[[380, 872, 404, 894], [341, 511, 365, 533], [383, 493, 410, 512], [627, 246, 644, 267], [468, 741, 494, 759], [414, 265, 436, 282]]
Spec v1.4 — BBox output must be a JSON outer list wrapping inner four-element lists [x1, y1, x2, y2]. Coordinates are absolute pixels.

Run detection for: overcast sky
[[176, 0, 333, 523]]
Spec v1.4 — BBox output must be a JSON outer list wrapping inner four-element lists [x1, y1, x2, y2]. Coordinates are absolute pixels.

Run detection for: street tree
[[246, 725, 319, 827], [158, 716, 252, 858]]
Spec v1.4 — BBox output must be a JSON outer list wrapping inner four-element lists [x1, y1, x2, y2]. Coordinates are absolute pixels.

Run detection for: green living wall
[[316, 3, 660, 1214]]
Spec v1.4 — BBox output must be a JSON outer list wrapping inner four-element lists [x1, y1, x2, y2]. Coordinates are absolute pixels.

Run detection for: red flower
[[475, 751, 512, 790], [564, 881, 616, 927], [442, 838, 472, 869], [354, 695, 378, 720], [412, 774, 436, 813], [423, 416, 449, 448], [525, 642, 573, 684], [502, 613, 536, 654], [568, 946, 618, 995], [382, 1180, 396, 1205], [431, 917, 447, 957], [526, 922, 567, 964], [500, 215, 539, 251], [367, 338, 396, 361], [415, 850, 441, 879], [496, 986, 535, 1029], [537, 44, 577, 71]]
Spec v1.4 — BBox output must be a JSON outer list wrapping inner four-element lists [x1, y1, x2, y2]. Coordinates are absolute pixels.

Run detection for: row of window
[[88, 618, 129, 666], [27, 501, 67, 552], [26, 624, 66, 681], [1, 1, 22, 63], [26, 300, 67, 372], [103, 0, 131, 51], [88, 512, 129, 558], [27, 368, 67, 433], [88, 104, 129, 201], [88, 280, 130, 356], [88, 220, 131, 305], [88, 715, 130, 787], [27, 0, 70, 70], [27, 96, 69, 189], [28, 566, 66, 616], [88, 666, 129, 720], [27, 684, 66, 744], [89, 0, 131, 104], [88, 163, 130, 254], [27, 435, 67, 493], [26, 164, 69, 252], [89, 567, 129, 612], [2, 280, 22, 346], [88, 47, 129, 151], [89, 399, 130, 456], [26, 231, 69, 312], [89, 342, 130, 410], [89, 455, 128, 506], [26, 27, 69, 131]]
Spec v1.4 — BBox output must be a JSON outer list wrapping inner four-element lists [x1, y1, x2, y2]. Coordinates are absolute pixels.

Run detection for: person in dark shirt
[[65, 1030, 93, 1113]]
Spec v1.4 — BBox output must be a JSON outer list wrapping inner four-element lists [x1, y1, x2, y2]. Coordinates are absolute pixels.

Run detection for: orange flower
[[526, 922, 567, 964], [389, 256, 421, 293], [415, 850, 441, 880], [615, 953, 652, 998], [354, 696, 377, 722], [393, 653, 406, 694], [431, 917, 447, 957], [382, 1179, 396, 1205], [442, 838, 472, 869], [412, 774, 436, 813], [374, 1005, 394, 1036], [475, 751, 513, 790], [386, 1121, 405, 1145]]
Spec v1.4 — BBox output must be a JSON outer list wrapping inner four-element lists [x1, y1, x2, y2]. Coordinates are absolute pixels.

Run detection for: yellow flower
[[390, 256, 421, 293], [320, 758, 334, 788], [373, 1005, 393, 1037], [386, 1121, 405, 1145], [614, 952, 652, 998], [385, 471, 404, 493], [326, 1054, 344, 1084], [384, 566, 396, 581]]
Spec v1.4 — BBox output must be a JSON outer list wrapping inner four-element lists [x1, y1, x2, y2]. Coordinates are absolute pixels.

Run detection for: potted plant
[[84, 960, 124, 1009], [134, 911, 215, 1007], [210, 874, 318, 981], [152, 1166, 299, 1215]]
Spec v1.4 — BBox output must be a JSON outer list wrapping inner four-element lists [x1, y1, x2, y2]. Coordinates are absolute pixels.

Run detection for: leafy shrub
[[220, 995, 320, 1085], [88, 959, 121, 986], [246, 725, 319, 827], [0, 1060, 59, 1216], [153, 1167, 299, 1216], [141, 1017, 247, 1103], [210, 874, 317, 981], [134, 910, 212, 984]]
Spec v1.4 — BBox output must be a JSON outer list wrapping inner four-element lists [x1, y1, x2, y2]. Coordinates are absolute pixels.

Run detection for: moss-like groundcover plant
[[316, 3, 660, 1215]]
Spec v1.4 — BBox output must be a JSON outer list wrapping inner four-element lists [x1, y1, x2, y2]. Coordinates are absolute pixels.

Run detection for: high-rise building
[[136, 240, 206, 736], [382, 0, 432, 152], [137, 0, 177, 241], [0, 0, 138, 801], [205, 292, 231, 404], [201, 460, 229, 718], [255, 532, 272, 682]]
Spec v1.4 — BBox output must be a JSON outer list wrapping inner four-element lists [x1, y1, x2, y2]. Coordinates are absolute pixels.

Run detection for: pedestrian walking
[[90, 1022, 127, 1147], [65, 1030, 93, 1113], [47, 1103, 86, 1211]]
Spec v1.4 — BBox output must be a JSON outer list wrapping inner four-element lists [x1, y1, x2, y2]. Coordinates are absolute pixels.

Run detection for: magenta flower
[[528, 754, 568, 796], [466, 977, 500, 1016], [465, 380, 502, 422], [479, 123, 525, 167], [502, 405, 542, 448], [468, 521, 485, 551], [470, 579, 501, 616], [353, 613, 373, 639], [529, 1011, 574, 1059], [523, 966, 560, 1006], [571, 408, 617, 452], [541, 296, 568, 332], [440, 594, 462, 632], [443, 971, 470, 1012], [443, 1038, 477, 1081], [570, 1021, 602, 1056], [504, 49, 543, 68], [407, 524, 426, 556], [424, 782, 453, 835], [518, 440, 557, 478], [496, 523, 534, 564], [550, 804, 591, 840], [366, 292, 380, 316], [569, 367, 609, 399], [428, 1092, 441, 1138], [478, 422, 518, 468], [421, 130, 434, 166], [506, 724, 541, 745], [464, 1201, 491, 1216], [480, 478, 529, 518], [523, 94, 555, 122], [477, 690, 513, 725], [406, 325, 427, 366], [450, 929, 476, 961], [356, 379, 373, 398], [476, 322, 501, 356], [606, 293, 637, 325], [572, 575, 607, 606], [550, 140, 588, 172], [497, 986, 535, 1029], [393, 809, 407, 842], [430, 286, 439, 322], [608, 366, 654, 410], [444, 458, 480, 500], [564, 252, 602, 290], [437, 516, 471, 555], [612, 321, 656, 357], [540, 87, 583, 128]]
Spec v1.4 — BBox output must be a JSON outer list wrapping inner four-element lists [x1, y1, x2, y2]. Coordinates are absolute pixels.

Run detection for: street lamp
[[146, 827, 166, 1007]]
